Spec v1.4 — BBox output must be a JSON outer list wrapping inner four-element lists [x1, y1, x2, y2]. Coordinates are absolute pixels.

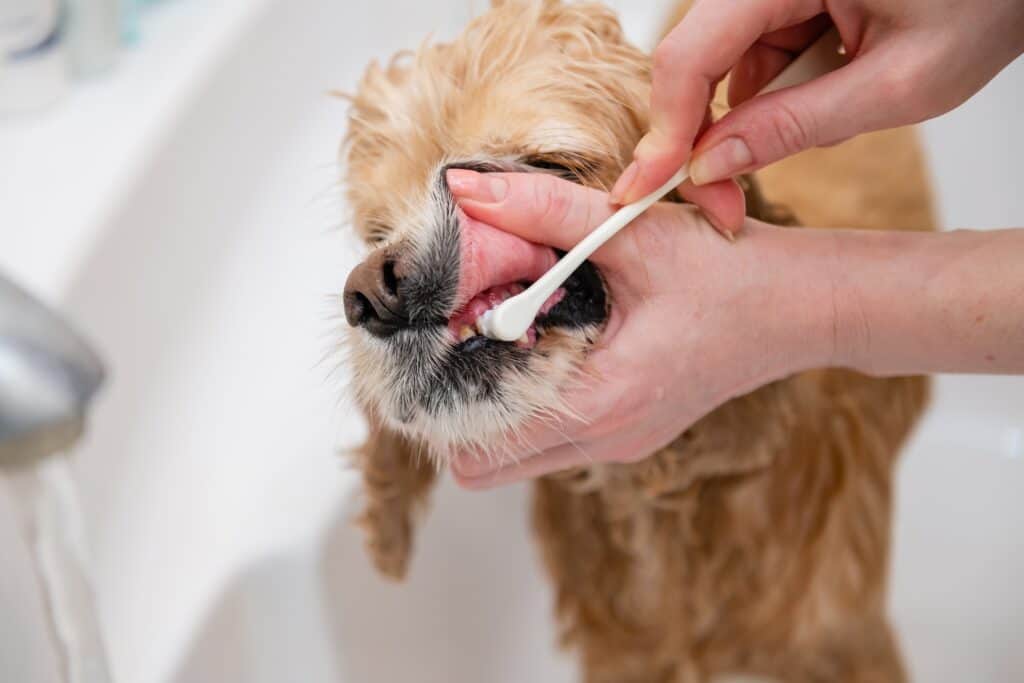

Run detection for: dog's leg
[[353, 422, 436, 580]]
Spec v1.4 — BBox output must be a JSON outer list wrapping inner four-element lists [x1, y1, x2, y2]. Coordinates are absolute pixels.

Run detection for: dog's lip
[[453, 208, 558, 313]]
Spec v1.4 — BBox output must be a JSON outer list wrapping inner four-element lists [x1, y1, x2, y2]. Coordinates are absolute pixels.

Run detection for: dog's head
[[341, 1, 649, 458]]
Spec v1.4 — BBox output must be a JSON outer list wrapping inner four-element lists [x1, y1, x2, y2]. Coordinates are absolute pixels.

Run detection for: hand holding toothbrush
[[446, 170, 1024, 488], [613, 0, 1024, 221], [445, 0, 1024, 486]]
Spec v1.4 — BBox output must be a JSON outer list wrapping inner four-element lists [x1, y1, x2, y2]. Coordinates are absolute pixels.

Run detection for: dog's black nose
[[343, 248, 408, 338]]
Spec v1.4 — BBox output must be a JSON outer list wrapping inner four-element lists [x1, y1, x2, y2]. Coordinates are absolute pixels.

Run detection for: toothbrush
[[478, 27, 847, 342]]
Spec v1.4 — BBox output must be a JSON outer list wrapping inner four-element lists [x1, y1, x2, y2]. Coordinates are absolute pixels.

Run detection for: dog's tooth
[[516, 332, 530, 347], [459, 325, 475, 342]]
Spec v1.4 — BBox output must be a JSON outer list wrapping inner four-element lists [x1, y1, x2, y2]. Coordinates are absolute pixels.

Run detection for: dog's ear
[[354, 417, 437, 580]]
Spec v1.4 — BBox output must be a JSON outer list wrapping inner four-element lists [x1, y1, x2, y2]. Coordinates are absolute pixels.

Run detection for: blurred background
[[0, 1, 1022, 682]]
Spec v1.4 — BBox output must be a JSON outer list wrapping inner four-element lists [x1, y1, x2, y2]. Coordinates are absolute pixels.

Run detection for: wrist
[[739, 220, 842, 378]]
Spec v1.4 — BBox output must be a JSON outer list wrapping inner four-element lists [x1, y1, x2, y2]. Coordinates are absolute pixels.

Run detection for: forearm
[[831, 227, 1024, 375], [753, 222, 1024, 376]]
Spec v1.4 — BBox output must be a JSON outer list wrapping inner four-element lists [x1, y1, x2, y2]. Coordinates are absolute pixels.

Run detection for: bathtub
[[1, 1, 1022, 681]]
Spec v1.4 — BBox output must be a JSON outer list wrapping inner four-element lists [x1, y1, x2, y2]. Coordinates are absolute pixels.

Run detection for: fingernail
[[698, 205, 740, 242], [609, 161, 638, 204], [446, 169, 508, 203], [701, 208, 727, 237], [445, 168, 477, 194], [690, 137, 753, 185]]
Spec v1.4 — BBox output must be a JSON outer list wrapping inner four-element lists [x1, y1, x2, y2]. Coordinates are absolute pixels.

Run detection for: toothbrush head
[[478, 298, 533, 342]]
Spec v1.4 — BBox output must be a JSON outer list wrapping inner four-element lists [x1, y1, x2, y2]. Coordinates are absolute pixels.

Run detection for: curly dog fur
[[340, 2, 935, 680]]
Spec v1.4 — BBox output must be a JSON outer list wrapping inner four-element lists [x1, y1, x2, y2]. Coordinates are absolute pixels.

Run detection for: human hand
[[612, 0, 1024, 208], [445, 169, 834, 488]]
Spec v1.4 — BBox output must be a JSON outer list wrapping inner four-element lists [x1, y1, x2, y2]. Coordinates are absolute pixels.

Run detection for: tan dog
[[340, 1, 934, 681]]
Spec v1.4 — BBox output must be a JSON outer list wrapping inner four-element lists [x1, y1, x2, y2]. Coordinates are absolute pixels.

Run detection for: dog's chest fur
[[530, 363, 926, 679]]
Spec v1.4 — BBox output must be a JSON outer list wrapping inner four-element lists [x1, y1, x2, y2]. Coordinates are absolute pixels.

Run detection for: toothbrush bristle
[[478, 309, 495, 339]]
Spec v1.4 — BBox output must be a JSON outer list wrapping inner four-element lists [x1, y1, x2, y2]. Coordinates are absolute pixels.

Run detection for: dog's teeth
[[459, 325, 476, 342]]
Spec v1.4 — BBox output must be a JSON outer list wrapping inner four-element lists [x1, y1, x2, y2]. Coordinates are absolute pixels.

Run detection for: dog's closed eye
[[363, 220, 391, 246], [520, 152, 599, 184]]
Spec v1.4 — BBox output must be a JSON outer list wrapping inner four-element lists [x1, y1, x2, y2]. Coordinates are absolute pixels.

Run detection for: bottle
[[0, 0, 68, 114]]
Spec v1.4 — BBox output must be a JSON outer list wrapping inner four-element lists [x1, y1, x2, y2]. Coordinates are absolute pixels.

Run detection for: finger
[[728, 43, 795, 108], [452, 443, 594, 489], [447, 169, 643, 267], [727, 16, 832, 106], [612, 0, 826, 204], [453, 423, 671, 489], [690, 47, 895, 185], [449, 418, 580, 478], [675, 177, 746, 238]]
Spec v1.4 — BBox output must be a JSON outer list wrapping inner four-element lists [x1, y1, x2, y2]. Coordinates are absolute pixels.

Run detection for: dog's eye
[[520, 153, 597, 183], [364, 222, 390, 246], [522, 156, 574, 174]]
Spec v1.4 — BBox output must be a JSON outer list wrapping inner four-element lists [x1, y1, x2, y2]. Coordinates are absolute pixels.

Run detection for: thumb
[[447, 169, 630, 266], [689, 50, 894, 185]]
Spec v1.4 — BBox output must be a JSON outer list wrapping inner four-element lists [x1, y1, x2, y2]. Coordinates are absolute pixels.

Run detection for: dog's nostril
[[343, 249, 410, 338], [381, 260, 400, 297]]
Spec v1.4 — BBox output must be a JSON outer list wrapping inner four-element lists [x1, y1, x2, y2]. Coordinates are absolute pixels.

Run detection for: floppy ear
[[354, 418, 437, 580]]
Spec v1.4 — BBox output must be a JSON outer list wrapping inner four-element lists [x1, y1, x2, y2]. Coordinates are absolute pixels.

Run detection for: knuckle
[[875, 64, 926, 123], [533, 174, 573, 229], [765, 97, 816, 156]]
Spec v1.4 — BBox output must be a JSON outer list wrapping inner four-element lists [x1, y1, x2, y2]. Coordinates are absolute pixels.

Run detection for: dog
[[339, 1, 934, 680]]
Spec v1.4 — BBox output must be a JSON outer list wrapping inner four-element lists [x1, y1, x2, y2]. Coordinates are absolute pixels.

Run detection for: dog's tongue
[[454, 210, 558, 312]]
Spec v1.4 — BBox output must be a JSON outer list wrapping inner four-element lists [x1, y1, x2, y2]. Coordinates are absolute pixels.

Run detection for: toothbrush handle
[[520, 166, 690, 311], [759, 27, 846, 95], [486, 28, 848, 341], [525, 26, 847, 310]]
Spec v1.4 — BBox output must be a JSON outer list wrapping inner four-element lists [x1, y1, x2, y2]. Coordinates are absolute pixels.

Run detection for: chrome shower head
[[0, 274, 105, 468]]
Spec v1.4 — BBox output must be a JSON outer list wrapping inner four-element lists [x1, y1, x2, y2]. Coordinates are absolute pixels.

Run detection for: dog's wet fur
[[340, 2, 936, 681]]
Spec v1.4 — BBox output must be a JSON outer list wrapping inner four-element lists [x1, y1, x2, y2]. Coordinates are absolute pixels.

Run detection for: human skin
[[610, 0, 1024, 221], [445, 168, 1024, 487]]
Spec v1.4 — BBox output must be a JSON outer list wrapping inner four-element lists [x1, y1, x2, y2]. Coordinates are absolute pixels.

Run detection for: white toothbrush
[[477, 27, 847, 342]]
